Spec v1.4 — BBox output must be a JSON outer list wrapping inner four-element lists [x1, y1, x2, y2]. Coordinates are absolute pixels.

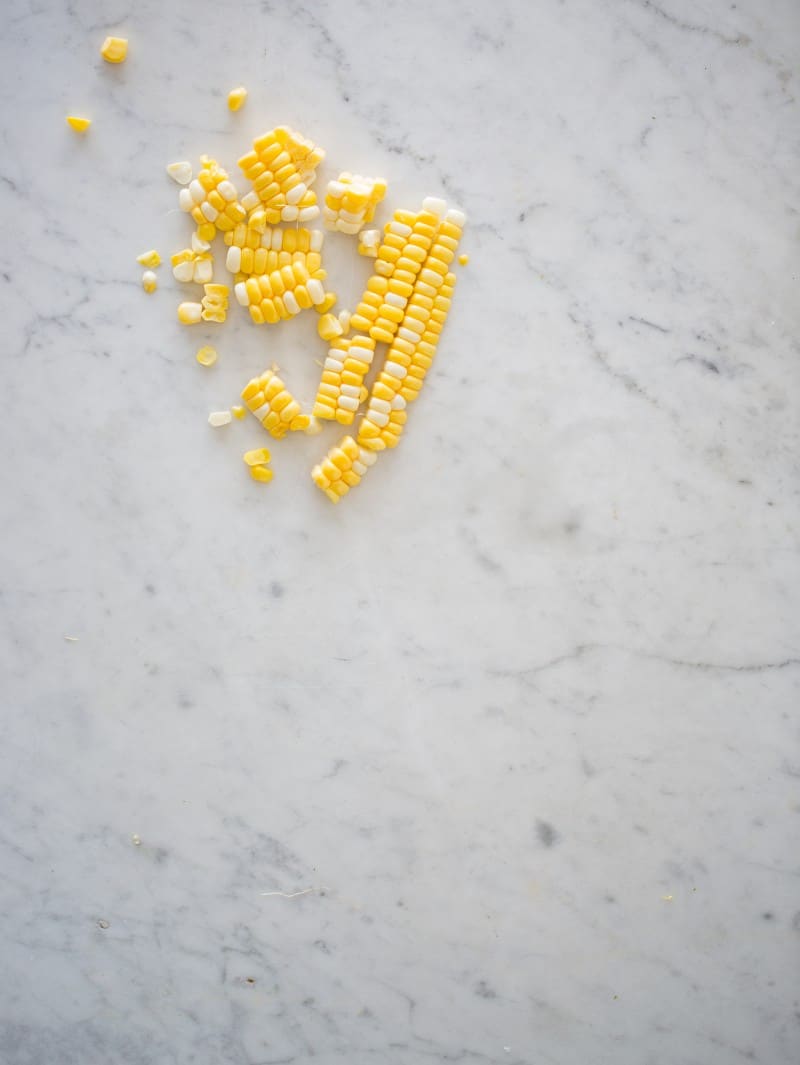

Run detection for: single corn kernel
[[100, 36, 128, 63], [318, 313, 343, 341], [249, 465, 273, 483], [66, 115, 91, 132], [141, 270, 157, 293], [178, 302, 202, 325], [167, 161, 192, 185], [196, 346, 218, 367], [231, 405, 247, 420], [228, 86, 248, 111], [136, 249, 161, 268], [243, 448, 272, 466], [316, 292, 337, 314], [208, 410, 232, 428], [458, 254, 469, 265]]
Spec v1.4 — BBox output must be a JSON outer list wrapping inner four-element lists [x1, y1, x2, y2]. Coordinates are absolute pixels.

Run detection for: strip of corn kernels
[[311, 208, 440, 425], [358, 209, 465, 450], [241, 369, 311, 439], [310, 435, 377, 504], [224, 227, 324, 279], [234, 262, 322, 324]]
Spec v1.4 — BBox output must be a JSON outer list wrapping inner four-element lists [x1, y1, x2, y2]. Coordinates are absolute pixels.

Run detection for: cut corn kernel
[[100, 36, 128, 63], [137, 249, 161, 268], [208, 410, 232, 427], [167, 160, 193, 185], [196, 346, 218, 367], [66, 115, 91, 133], [243, 448, 271, 466], [142, 270, 157, 293], [228, 86, 248, 112], [459, 253, 469, 265], [178, 302, 202, 324], [231, 405, 247, 420], [249, 465, 273, 483]]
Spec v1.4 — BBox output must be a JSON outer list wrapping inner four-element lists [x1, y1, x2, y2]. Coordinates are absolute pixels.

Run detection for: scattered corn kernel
[[459, 253, 469, 265], [167, 161, 193, 185], [249, 465, 273, 483], [243, 448, 272, 466], [196, 346, 218, 367], [178, 302, 203, 324], [100, 36, 128, 63], [142, 270, 157, 293], [208, 410, 232, 427], [318, 313, 343, 341], [228, 86, 248, 111], [66, 115, 91, 133], [137, 249, 161, 268], [232, 405, 247, 419]]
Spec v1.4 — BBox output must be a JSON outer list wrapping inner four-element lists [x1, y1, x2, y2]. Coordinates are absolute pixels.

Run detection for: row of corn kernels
[[233, 263, 328, 324], [311, 437, 377, 503]]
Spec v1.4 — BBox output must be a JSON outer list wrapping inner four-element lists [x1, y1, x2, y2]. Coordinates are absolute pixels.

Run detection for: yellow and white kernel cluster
[[178, 157, 246, 242], [311, 437, 377, 503], [241, 369, 313, 439], [243, 447, 272, 483], [323, 173, 387, 234], [237, 126, 323, 224], [177, 283, 229, 324]]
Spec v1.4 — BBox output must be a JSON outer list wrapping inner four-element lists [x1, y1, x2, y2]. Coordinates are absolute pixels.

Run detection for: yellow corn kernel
[[316, 291, 337, 314], [66, 115, 91, 132], [243, 448, 272, 466], [197, 222, 216, 242], [136, 249, 161, 268], [317, 313, 343, 341], [228, 86, 248, 111], [196, 346, 218, 367], [100, 36, 128, 63], [232, 405, 247, 420], [141, 270, 157, 293], [458, 253, 469, 265], [249, 465, 273, 483]]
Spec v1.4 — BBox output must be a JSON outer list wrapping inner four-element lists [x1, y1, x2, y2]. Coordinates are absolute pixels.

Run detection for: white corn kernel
[[208, 410, 232, 427], [141, 270, 157, 293], [191, 232, 210, 253], [189, 180, 205, 203], [179, 188, 194, 211], [167, 161, 192, 185], [422, 196, 447, 217], [226, 246, 242, 273]]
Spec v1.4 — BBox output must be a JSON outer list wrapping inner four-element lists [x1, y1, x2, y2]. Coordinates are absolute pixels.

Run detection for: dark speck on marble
[[536, 820, 560, 848]]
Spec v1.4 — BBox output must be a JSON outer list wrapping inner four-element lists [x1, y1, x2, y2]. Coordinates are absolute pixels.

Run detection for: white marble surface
[[1, 0, 799, 1062]]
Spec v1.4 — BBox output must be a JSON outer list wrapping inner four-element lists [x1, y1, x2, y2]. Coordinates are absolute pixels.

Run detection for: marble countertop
[[2, 1, 798, 1062]]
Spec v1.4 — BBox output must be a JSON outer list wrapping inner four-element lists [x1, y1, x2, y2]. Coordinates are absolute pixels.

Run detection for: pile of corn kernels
[[67, 39, 468, 503]]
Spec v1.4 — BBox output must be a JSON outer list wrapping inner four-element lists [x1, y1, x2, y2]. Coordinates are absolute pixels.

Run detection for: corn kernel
[[228, 86, 248, 112], [459, 253, 469, 265], [232, 405, 247, 420], [243, 448, 272, 466], [66, 115, 91, 132], [196, 346, 218, 367], [167, 160, 192, 185], [141, 270, 157, 293], [318, 313, 343, 341], [208, 410, 232, 427], [178, 302, 202, 324], [316, 291, 337, 314], [100, 36, 128, 63], [137, 249, 161, 268], [249, 465, 273, 483]]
